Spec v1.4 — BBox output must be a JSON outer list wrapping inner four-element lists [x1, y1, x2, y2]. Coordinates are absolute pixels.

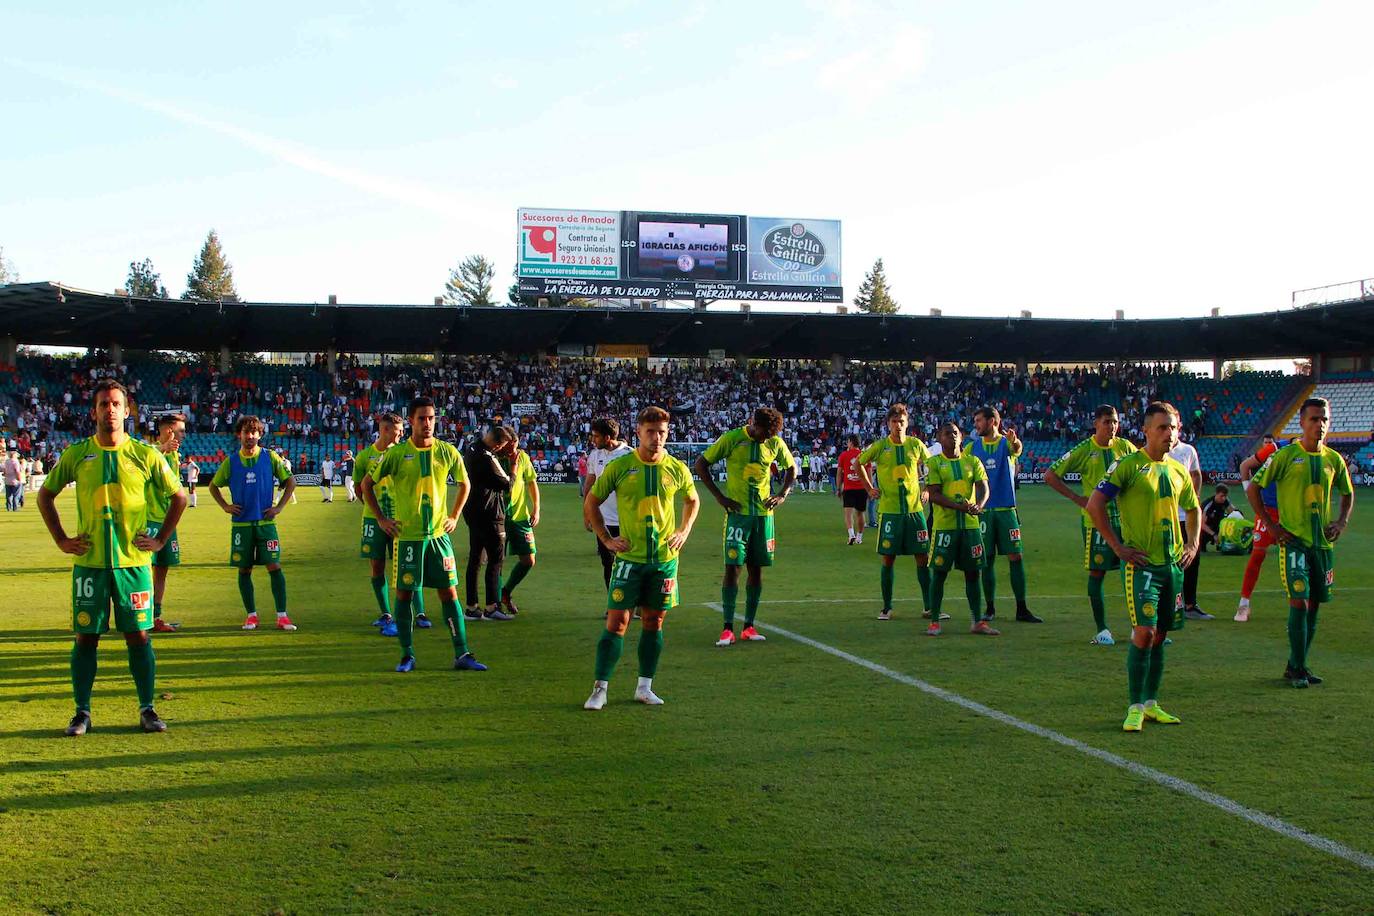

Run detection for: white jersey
[[321, 459, 335, 481], [1168, 441, 1200, 522], [587, 443, 634, 526], [186, 462, 199, 483], [808, 454, 824, 474]]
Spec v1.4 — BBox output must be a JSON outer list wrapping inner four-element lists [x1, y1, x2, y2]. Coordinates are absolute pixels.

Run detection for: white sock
[[637, 676, 653, 691], [1238, 597, 1250, 607], [847, 527, 855, 538], [277, 611, 289, 617]]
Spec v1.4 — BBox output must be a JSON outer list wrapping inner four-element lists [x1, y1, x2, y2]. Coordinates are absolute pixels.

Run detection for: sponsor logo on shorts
[[523, 532, 533, 542], [1175, 594, 1184, 609], [130, 590, 152, 611], [76, 611, 92, 626], [1325, 569, 1335, 586], [660, 578, 676, 595], [442, 555, 456, 572], [971, 544, 984, 559], [267, 539, 280, 552], [402, 572, 415, 586], [611, 588, 625, 602], [137, 612, 149, 623], [766, 539, 775, 552], [1009, 528, 1022, 541], [917, 529, 929, 543]]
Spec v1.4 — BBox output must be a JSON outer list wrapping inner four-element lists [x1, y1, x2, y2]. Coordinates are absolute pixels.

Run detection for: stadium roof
[[2, 281, 1371, 362]]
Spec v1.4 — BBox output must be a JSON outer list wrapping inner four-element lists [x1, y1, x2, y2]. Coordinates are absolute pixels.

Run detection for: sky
[[2, 0, 1372, 320]]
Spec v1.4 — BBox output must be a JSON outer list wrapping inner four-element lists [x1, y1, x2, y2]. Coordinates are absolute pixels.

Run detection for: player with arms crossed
[[584, 406, 699, 709], [210, 416, 299, 631], [1245, 398, 1354, 688], [856, 404, 933, 620], [364, 397, 485, 673], [695, 407, 795, 647], [925, 422, 995, 636], [146, 413, 188, 633], [38, 380, 186, 735], [966, 406, 1041, 623], [1235, 433, 1284, 622], [1086, 402, 1200, 732], [1044, 405, 1137, 645]]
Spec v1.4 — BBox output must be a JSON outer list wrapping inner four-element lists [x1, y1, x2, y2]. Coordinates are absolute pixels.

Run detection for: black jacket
[[462, 443, 512, 525]]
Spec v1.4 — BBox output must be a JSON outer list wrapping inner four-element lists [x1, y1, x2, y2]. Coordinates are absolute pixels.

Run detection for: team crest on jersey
[[130, 590, 151, 611], [402, 573, 415, 586], [267, 540, 280, 552], [442, 555, 456, 572], [660, 578, 676, 595], [611, 588, 625, 602]]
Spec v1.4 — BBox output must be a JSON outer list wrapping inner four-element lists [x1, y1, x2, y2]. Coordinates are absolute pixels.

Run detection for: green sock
[[981, 563, 997, 610], [71, 641, 98, 713], [964, 573, 982, 624], [595, 630, 624, 681], [637, 629, 664, 678], [744, 583, 762, 626], [237, 573, 256, 614], [1126, 643, 1149, 704], [721, 584, 739, 630], [1144, 640, 1166, 701], [268, 569, 287, 614], [503, 561, 532, 597], [1088, 576, 1107, 631], [1287, 604, 1306, 670], [154, 602, 162, 620], [880, 565, 894, 609], [1010, 559, 1028, 605], [370, 576, 391, 617], [413, 586, 425, 617], [126, 640, 156, 709], [930, 569, 949, 617], [395, 592, 415, 658], [1305, 605, 1319, 656], [916, 564, 932, 612], [442, 597, 468, 656]]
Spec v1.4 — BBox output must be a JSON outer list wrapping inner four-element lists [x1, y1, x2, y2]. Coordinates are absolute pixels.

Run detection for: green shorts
[[72, 565, 155, 634], [230, 522, 281, 568], [145, 520, 180, 568], [1279, 543, 1334, 603], [360, 517, 391, 560], [877, 512, 930, 557], [505, 519, 537, 558], [931, 526, 985, 573], [1123, 561, 1183, 630], [979, 507, 1024, 556], [394, 535, 458, 592], [607, 557, 679, 611], [1082, 518, 1120, 572], [724, 513, 775, 567]]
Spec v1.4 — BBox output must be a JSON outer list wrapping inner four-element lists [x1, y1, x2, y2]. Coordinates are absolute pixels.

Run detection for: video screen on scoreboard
[[624, 211, 743, 282]]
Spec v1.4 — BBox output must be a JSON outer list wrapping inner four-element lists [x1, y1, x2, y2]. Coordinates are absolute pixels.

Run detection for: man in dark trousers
[[462, 427, 515, 621]]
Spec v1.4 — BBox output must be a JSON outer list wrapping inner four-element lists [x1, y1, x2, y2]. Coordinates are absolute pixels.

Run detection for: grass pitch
[[2, 483, 1373, 914]]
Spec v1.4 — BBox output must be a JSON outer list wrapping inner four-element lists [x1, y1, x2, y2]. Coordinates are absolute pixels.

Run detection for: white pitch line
[[705, 602, 1374, 871], [750, 587, 1374, 605]]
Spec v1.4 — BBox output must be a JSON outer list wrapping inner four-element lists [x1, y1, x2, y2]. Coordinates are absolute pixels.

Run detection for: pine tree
[[853, 258, 899, 314], [126, 258, 169, 299], [0, 246, 16, 286], [183, 230, 239, 301], [443, 255, 496, 306]]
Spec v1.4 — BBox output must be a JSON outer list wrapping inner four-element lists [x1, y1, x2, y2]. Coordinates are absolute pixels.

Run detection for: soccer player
[[364, 397, 486, 673], [1235, 433, 1284, 622], [1086, 402, 1200, 732], [147, 413, 188, 633], [320, 455, 335, 503], [1245, 398, 1354, 688], [583, 406, 699, 709], [808, 450, 826, 492], [585, 418, 633, 587], [694, 407, 795, 647], [856, 404, 932, 621], [836, 434, 866, 544], [355, 412, 427, 636], [183, 457, 199, 508], [37, 379, 186, 735], [965, 406, 1040, 623], [499, 429, 540, 616], [1044, 405, 1137, 645], [925, 422, 995, 636], [209, 416, 299, 631]]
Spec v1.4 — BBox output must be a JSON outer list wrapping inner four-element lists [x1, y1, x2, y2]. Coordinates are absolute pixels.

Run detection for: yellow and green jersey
[[858, 435, 930, 514], [354, 442, 394, 521], [1095, 451, 1199, 566], [503, 449, 538, 522], [590, 450, 697, 565], [210, 448, 292, 489], [701, 426, 794, 517], [925, 451, 987, 531], [370, 439, 466, 540], [1250, 442, 1353, 548], [43, 436, 182, 568], [144, 446, 180, 523], [1048, 436, 1137, 520]]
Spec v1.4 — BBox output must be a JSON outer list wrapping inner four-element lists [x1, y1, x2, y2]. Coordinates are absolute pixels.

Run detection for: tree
[[0, 246, 16, 286], [183, 230, 239, 301], [443, 255, 496, 306], [853, 258, 899, 314], [126, 258, 169, 299]]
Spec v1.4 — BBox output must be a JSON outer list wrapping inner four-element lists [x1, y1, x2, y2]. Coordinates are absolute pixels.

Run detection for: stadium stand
[[1280, 378, 1374, 440]]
